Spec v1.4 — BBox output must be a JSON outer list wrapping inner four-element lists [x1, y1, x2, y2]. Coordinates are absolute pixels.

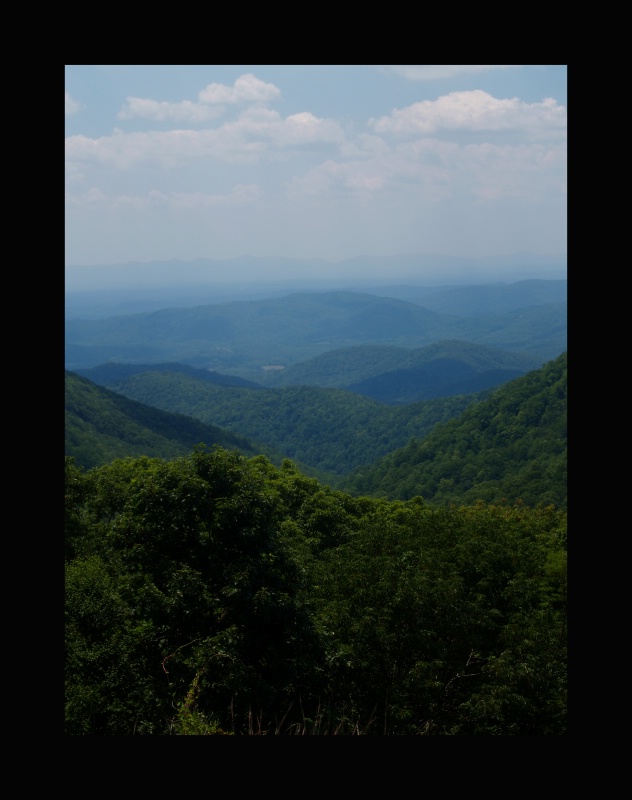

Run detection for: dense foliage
[[76, 369, 479, 476], [68, 353, 567, 512], [65, 371, 265, 470], [339, 353, 567, 510], [66, 447, 566, 735]]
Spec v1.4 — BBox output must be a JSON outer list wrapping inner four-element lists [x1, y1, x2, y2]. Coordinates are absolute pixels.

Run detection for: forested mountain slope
[[75, 366, 481, 476], [261, 339, 541, 403], [338, 352, 567, 510], [68, 352, 567, 510], [65, 371, 265, 470], [78, 339, 540, 403]]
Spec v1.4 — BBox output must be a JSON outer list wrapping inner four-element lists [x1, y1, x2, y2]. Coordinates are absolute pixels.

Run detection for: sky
[[65, 65, 567, 275]]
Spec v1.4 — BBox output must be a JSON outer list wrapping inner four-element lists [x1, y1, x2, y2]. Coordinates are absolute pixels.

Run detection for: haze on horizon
[[65, 65, 567, 288]]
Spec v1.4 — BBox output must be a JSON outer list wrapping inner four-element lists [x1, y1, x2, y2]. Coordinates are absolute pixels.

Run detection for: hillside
[[262, 339, 541, 403], [65, 370, 265, 470], [338, 352, 567, 510], [68, 350, 567, 511], [73, 366, 481, 476]]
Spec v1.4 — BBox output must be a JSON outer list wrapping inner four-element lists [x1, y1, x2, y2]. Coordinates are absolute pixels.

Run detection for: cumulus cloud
[[66, 77, 566, 255], [284, 88, 566, 204], [66, 129, 221, 169], [118, 73, 281, 122], [118, 97, 224, 123], [288, 130, 565, 206], [65, 91, 81, 115], [67, 108, 346, 170], [229, 107, 345, 148], [289, 141, 450, 199], [369, 90, 566, 137], [197, 73, 281, 105]]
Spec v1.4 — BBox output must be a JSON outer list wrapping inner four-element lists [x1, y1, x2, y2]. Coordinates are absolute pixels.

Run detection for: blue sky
[[65, 65, 567, 274]]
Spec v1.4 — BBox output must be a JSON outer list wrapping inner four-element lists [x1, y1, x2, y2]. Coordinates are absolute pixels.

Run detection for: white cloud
[[66, 84, 565, 219], [65, 91, 81, 115], [66, 129, 221, 170], [288, 132, 565, 206], [339, 132, 390, 160], [67, 108, 346, 170], [231, 108, 345, 148], [118, 97, 224, 123], [289, 143, 443, 199], [380, 65, 521, 81], [369, 90, 566, 137], [197, 73, 281, 105], [65, 67, 567, 266], [118, 73, 281, 122]]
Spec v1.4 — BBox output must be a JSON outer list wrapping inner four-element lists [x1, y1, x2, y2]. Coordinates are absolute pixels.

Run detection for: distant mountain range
[[65, 281, 566, 375], [65, 254, 566, 318], [66, 252, 566, 289]]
